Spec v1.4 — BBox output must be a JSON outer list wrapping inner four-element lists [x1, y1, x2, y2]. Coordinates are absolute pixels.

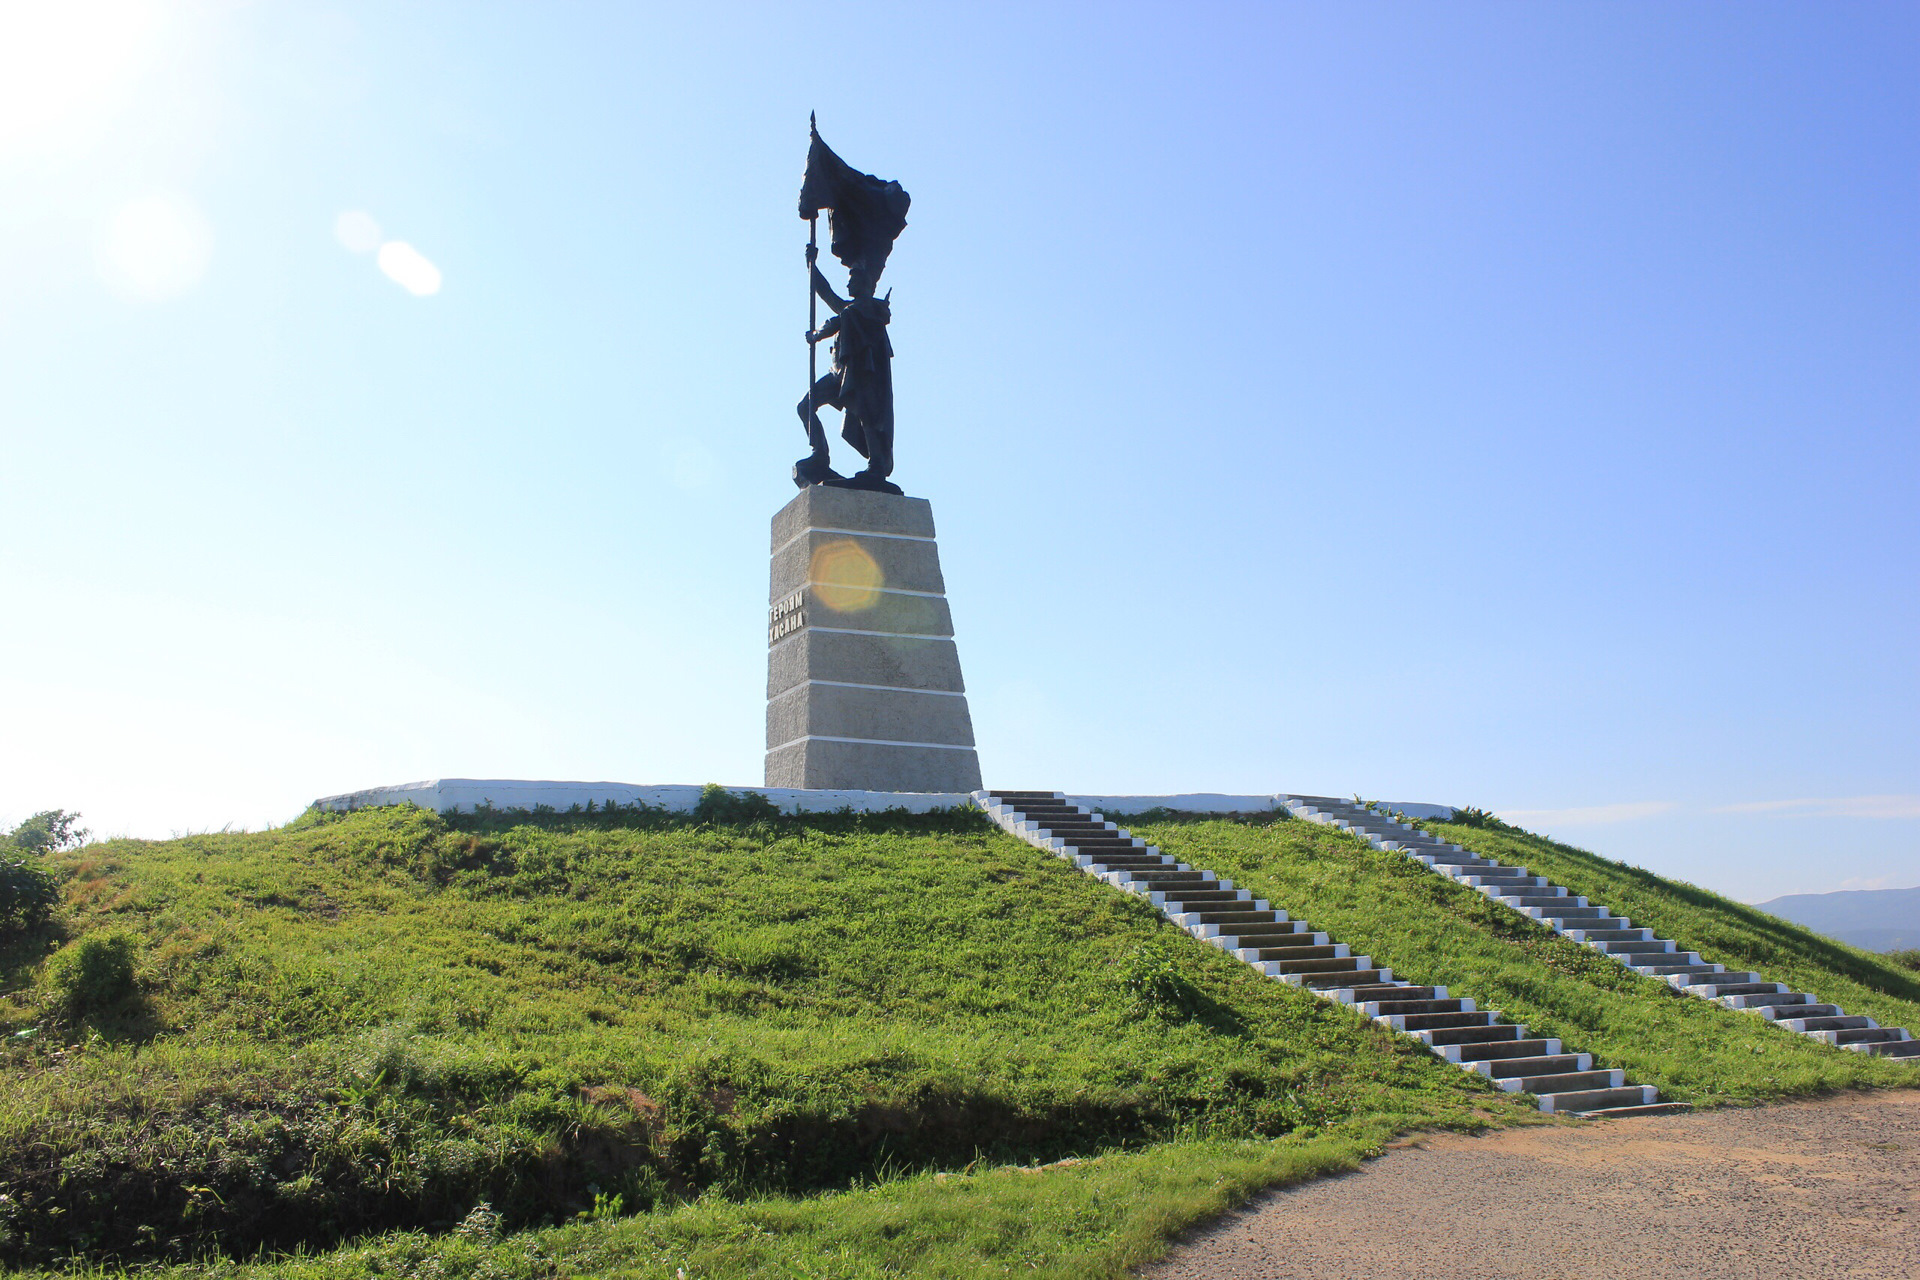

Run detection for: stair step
[[1363, 998, 1471, 1017], [1440, 1038, 1563, 1064], [1781, 1015, 1874, 1033], [1537, 1085, 1658, 1114], [1154, 885, 1236, 901], [1226, 934, 1326, 952], [1246, 944, 1348, 963], [1685, 981, 1786, 998], [1499, 1069, 1623, 1094], [1391, 1011, 1495, 1032], [1716, 991, 1808, 1011], [1267, 954, 1367, 974], [1752, 1002, 1837, 1019], [1638, 963, 1725, 978], [1472, 1053, 1591, 1079], [1220, 925, 1320, 942], [1422, 1023, 1525, 1046], [1567, 1101, 1694, 1119], [1348, 984, 1443, 1002], [1297, 968, 1392, 988]]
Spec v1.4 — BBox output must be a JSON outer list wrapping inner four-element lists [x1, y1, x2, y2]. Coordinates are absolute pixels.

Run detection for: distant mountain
[[1756, 885, 1920, 953]]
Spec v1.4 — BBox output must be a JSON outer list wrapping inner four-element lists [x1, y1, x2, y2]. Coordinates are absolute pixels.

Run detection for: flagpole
[[806, 214, 818, 451]]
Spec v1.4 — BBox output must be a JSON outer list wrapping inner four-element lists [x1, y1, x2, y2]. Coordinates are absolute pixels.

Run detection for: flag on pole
[[798, 122, 910, 277]]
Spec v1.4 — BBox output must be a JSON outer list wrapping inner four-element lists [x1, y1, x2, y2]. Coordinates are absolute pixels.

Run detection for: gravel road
[[1142, 1089, 1920, 1280]]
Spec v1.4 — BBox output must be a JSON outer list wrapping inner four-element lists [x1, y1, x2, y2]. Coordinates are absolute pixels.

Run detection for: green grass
[[1128, 814, 1920, 1107], [15, 1135, 1377, 1280], [0, 804, 1518, 1272]]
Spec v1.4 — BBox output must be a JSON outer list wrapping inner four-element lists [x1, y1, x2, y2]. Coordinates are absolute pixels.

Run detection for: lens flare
[[809, 539, 884, 612], [334, 210, 382, 254], [377, 240, 442, 296], [95, 192, 212, 302]]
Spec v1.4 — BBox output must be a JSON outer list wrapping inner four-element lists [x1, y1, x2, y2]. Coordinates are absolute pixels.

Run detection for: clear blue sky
[[2, 2, 1914, 902]]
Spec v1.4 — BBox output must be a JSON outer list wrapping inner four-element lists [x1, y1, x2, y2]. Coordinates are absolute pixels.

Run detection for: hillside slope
[[0, 803, 1514, 1271], [1420, 816, 1920, 1045], [1130, 814, 1920, 1104]]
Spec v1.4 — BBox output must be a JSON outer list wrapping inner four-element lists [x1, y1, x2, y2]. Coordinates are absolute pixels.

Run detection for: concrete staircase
[[976, 790, 1678, 1118], [1283, 796, 1920, 1061]]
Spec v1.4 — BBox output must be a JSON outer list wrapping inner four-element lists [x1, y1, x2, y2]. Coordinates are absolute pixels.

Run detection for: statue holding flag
[[795, 119, 910, 494]]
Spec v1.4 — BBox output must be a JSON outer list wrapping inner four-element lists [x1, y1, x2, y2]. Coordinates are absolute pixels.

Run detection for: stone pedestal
[[765, 487, 982, 791]]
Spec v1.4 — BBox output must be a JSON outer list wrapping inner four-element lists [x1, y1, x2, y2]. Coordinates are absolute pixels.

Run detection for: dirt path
[[1143, 1090, 1920, 1280]]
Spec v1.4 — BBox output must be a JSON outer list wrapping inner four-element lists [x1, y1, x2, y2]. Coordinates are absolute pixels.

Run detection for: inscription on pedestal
[[768, 591, 806, 645]]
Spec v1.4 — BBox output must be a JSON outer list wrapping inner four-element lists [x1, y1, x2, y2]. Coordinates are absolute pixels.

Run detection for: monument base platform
[[312, 781, 1451, 820], [765, 486, 983, 791], [313, 779, 977, 816]]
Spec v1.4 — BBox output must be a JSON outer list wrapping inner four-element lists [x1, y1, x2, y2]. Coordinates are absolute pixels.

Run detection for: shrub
[[46, 932, 141, 1015], [1443, 805, 1517, 832], [453, 1202, 502, 1242], [1122, 944, 1203, 1018], [0, 856, 58, 937], [5, 809, 89, 855], [692, 784, 781, 825]]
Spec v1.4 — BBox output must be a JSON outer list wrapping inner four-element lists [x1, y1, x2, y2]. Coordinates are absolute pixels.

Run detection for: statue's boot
[[827, 469, 904, 496], [793, 453, 844, 488]]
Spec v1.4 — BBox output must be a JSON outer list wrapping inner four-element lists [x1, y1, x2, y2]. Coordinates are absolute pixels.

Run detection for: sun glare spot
[[0, 0, 160, 157], [377, 240, 442, 296], [334, 209, 383, 254], [810, 539, 884, 612], [95, 192, 212, 302]]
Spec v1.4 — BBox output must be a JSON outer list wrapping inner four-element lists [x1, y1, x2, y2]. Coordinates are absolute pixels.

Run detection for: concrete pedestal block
[[765, 487, 982, 792]]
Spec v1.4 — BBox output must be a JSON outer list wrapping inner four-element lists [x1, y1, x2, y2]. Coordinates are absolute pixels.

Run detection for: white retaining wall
[[312, 779, 974, 816], [312, 779, 1455, 821]]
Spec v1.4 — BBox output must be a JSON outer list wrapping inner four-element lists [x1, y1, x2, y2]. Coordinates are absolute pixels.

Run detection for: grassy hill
[[1, 800, 1912, 1278], [0, 802, 1520, 1276]]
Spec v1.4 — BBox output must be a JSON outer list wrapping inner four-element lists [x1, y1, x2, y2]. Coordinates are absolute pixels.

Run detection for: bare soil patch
[[1144, 1090, 1920, 1279]]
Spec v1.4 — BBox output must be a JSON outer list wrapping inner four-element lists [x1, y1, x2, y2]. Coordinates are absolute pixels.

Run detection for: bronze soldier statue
[[798, 244, 896, 493], [794, 121, 909, 495]]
